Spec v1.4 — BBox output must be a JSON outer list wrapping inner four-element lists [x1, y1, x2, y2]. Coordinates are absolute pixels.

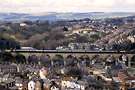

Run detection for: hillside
[[0, 12, 135, 21], [0, 14, 135, 51]]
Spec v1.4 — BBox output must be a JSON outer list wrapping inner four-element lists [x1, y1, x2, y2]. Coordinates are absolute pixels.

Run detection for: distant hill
[[0, 12, 135, 21]]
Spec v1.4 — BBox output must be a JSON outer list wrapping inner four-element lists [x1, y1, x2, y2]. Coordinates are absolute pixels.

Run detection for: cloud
[[0, 0, 134, 13]]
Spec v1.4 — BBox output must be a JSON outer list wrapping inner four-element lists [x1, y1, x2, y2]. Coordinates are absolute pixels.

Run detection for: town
[[0, 51, 134, 90], [1, 0, 135, 90], [0, 13, 135, 90]]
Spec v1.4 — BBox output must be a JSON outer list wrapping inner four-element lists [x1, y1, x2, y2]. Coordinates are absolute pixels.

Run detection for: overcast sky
[[0, 0, 135, 13]]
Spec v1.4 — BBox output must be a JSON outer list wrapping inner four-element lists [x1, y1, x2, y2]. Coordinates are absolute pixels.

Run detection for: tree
[[74, 34, 89, 43], [65, 55, 78, 67], [40, 54, 51, 67], [131, 55, 135, 68], [28, 55, 39, 64], [66, 64, 83, 79], [63, 26, 68, 31], [15, 54, 26, 64], [52, 54, 64, 67], [0, 52, 14, 63], [79, 55, 90, 67], [0, 33, 20, 50]]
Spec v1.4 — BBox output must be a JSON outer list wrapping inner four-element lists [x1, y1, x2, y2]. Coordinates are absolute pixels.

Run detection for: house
[[20, 23, 28, 27], [113, 70, 135, 90], [72, 28, 93, 34], [61, 80, 85, 90], [0, 65, 17, 74], [127, 36, 135, 43]]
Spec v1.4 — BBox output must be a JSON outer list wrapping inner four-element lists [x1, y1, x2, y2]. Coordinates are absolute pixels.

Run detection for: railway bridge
[[11, 50, 135, 68]]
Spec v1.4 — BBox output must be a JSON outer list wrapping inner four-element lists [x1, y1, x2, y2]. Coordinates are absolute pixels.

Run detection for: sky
[[0, 0, 135, 13]]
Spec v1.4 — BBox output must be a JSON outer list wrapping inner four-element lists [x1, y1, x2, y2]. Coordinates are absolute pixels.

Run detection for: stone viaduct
[[11, 50, 135, 68]]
